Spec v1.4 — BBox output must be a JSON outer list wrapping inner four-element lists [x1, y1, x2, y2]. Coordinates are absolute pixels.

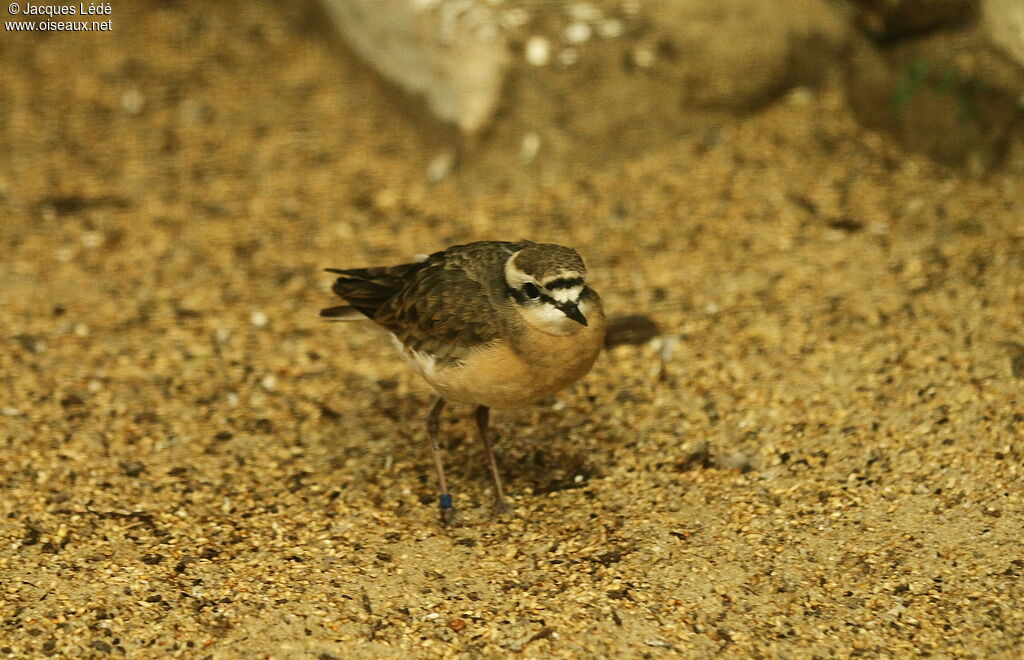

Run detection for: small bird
[[321, 240, 606, 523]]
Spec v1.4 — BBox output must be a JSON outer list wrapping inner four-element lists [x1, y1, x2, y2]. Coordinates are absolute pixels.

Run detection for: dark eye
[[522, 282, 540, 299]]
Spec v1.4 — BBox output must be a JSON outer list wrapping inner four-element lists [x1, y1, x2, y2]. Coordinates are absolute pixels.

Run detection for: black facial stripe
[[509, 289, 583, 315], [544, 277, 584, 290], [508, 288, 562, 307], [507, 286, 528, 303]]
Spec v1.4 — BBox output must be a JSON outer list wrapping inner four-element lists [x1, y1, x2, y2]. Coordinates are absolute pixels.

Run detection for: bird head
[[504, 243, 593, 336]]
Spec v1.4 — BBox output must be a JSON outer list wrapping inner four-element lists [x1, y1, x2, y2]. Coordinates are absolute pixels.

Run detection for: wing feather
[[323, 241, 526, 362]]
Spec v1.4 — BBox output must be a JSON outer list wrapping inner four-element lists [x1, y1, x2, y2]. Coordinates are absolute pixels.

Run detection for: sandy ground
[[3, 1, 1024, 658]]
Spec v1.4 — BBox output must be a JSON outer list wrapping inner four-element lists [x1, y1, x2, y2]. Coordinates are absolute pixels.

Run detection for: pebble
[[564, 22, 592, 44], [121, 89, 145, 115], [80, 231, 104, 248], [632, 46, 655, 68], [598, 18, 624, 38], [520, 132, 541, 163], [501, 7, 529, 28], [426, 149, 455, 183], [787, 87, 814, 106], [524, 36, 551, 67]]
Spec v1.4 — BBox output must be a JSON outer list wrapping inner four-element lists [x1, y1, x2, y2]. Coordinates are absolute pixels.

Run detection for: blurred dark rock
[[850, 0, 977, 40], [648, 0, 851, 110], [846, 26, 1024, 172]]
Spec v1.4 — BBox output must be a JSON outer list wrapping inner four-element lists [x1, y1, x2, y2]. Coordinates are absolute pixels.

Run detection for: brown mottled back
[[324, 241, 531, 362]]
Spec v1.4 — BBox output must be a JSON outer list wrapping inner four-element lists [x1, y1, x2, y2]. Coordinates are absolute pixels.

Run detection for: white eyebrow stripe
[[548, 285, 583, 302]]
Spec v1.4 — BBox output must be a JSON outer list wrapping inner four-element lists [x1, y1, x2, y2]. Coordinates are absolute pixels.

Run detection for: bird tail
[[321, 262, 424, 320], [319, 305, 367, 321]]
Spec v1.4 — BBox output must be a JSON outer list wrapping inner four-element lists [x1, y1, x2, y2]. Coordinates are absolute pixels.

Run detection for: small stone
[[447, 618, 466, 632], [120, 461, 146, 477], [632, 46, 655, 68], [525, 36, 551, 67], [501, 7, 529, 29], [427, 149, 455, 183], [564, 22, 592, 44], [60, 394, 84, 408], [520, 132, 541, 164], [121, 89, 145, 115], [787, 87, 814, 106], [250, 311, 268, 327], [80, 231, 104, 248], [598, 18, 624, 38]]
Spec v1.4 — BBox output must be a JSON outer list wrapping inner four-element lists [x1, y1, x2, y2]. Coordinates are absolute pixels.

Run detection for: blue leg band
[[439, 494, 453, 509]]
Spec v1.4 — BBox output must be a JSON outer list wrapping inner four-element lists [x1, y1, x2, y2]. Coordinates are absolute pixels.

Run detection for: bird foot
[[491, 498, 513, 518], [440, 506, 460, 526]]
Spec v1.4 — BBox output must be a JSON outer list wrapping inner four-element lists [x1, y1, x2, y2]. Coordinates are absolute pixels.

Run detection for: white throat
[[519, 298, 590, 336]]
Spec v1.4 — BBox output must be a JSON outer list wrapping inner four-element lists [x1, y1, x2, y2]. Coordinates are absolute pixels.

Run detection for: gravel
[[1, 1, 1022, 657]]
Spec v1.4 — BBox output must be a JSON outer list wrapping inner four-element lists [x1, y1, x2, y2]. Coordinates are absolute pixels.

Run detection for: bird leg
[[426, 397, 456, 525], [475, 405, 510, 515]]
